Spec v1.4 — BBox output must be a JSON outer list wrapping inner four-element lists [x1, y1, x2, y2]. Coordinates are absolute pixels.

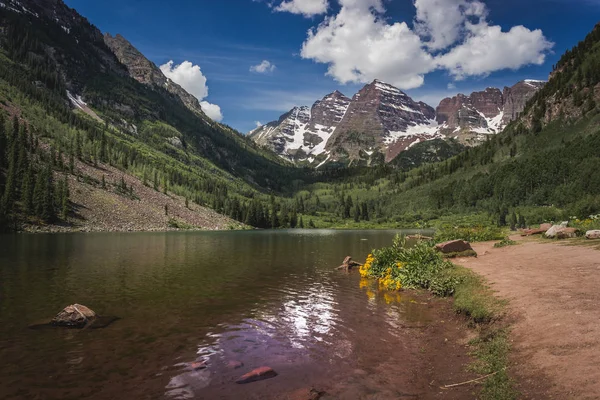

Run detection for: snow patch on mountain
[[385, 119, 442, 144]]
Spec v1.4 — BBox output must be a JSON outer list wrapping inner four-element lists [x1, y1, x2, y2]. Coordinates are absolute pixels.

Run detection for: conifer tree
[[21, 165, 34, 215], [41, 166, 55, 223], [60, 177, 69, 220], [290, 208, 298, 228]]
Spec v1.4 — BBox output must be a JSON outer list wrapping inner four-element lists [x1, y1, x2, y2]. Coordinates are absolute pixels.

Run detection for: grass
[[494, 238, 518, 248], [448, 266, 514, 399]]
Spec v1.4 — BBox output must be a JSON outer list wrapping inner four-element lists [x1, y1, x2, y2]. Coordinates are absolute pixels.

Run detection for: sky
[[63, 0, 599, 133]]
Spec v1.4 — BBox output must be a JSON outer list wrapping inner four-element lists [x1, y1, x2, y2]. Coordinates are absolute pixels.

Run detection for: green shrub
[[361, 235, 459, 295], [435, 225, 505, 242]]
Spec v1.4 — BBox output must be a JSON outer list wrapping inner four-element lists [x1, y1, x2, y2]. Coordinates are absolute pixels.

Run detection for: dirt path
[[455, 237, 600, 399]]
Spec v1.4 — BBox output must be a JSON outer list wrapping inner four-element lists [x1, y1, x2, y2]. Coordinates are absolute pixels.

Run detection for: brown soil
[[455, 236, 600, 399]]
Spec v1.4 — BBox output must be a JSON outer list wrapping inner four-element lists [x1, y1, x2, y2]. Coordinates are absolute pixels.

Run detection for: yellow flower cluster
[[360, 254, 374, 277], [378, 267, 402, 291]]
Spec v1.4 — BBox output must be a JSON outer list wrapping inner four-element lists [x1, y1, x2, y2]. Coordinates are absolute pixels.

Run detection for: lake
[[0, 229, 447, 399]]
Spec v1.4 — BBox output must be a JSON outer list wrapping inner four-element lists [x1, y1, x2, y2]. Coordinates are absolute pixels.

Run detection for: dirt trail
[[456, 237, 600, 399]]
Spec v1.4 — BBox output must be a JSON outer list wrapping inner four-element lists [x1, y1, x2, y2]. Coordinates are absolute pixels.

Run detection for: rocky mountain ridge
[[250, 79, 545, 166], [103, 33, 209, 120]]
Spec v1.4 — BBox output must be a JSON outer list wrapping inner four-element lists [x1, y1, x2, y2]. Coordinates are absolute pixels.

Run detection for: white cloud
[[447, 82, 456, 90], [200, 102, 224, 122], [414, 0, 487, 51], [294, 0, 553, 89], [254, 121, 263, 128], [250, 60, 277, 73], [437, 23, 554, 79], [300, 0, 435, 89], [159, 60, 224, 121], [275, 0, 329, 17]]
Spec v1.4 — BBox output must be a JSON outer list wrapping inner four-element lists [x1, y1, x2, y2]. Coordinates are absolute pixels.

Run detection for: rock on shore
[[586, 230, 600, 239]]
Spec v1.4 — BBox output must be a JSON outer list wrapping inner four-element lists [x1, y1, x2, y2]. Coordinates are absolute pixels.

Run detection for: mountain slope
[[0, 0, 302, 231], [250, 79, 544, 166], [104, 33, 210, 120], [436, 80, 545, 145], [249, 91, 352, 163]]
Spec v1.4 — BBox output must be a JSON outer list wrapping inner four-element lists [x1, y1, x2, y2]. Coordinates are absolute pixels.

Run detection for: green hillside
[[0, 0, 598, 232]]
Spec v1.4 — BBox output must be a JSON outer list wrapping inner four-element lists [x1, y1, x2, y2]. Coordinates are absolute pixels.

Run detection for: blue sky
[[64, 0, 599, 133]]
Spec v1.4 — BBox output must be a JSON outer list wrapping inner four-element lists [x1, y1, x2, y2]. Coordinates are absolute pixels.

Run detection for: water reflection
[[0, 229, 436, 400]]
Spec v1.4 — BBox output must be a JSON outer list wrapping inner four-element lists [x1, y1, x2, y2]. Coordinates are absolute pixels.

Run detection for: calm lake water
[[0, 229, 436, 400]]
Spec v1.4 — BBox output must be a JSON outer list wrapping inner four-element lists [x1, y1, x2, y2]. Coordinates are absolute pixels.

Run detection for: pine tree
[[299, 216, 304, 229], [153, 170, 159, 191], [101, 175, 106, 189], [1, 140, 18, 217], [33, 171, 44, 218], [509, 212, 518, 231], [290, 208, 298, 228], [518, 215, 526, 229], [21, 165, 34, 215], [185, 197, 189, 209], [270, 205, 279, 228], [0, 115, 6, 171], [361, 202, 369, 221], [61, 177, 69, 220], [68, 152, 75, 173], [41, 166, 56, 223]]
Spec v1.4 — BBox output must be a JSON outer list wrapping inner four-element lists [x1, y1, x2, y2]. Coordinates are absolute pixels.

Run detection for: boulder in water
[[51, 304, 96, 328]]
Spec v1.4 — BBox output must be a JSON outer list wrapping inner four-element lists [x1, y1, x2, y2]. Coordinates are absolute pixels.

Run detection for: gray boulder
[[586, 230, 600, 240], [51, 304, 96, 328]]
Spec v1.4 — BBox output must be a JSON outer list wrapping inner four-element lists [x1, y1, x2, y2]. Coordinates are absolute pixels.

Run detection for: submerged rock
[[586, 230, 600, 240], [227, 360, 244, 369], [51, 304, 96, 328], [235, 366, 278, 384]]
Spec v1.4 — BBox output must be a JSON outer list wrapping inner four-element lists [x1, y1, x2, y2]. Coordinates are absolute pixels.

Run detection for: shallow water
[[0, 229, 435, 399]]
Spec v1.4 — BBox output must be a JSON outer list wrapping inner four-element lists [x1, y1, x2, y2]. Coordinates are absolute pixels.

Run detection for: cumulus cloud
[[414, 0, 487, 51], [293, 0, 553, 89], [255, 121, 263, 128], [275, 0, 329, 17], [159, 60, 223, 121], [300, 0, 435, 89], [437, 23, 554, 79], [200, 102, 224, 122], [250, 60, 277, 73]]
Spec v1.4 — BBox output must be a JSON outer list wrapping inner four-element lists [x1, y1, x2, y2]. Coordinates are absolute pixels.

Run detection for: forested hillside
[[0, 0, 306, 231], [282, 23, 600, 228], [0, 0, 598, 232]]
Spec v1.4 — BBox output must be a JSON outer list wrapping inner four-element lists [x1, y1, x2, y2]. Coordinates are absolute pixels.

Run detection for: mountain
[[0, 0, 302, 232], [436, 80, 546, 145], [326, 80, 438, 164], [250, 79, 544, 166], [250, 90, 351, 165], [104, 33, 208, 120]]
